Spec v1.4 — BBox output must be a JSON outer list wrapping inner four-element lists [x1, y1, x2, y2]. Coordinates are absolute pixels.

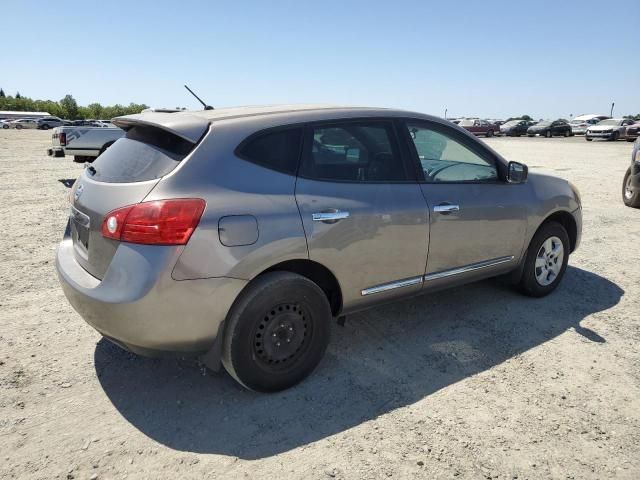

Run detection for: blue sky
[[3, 0, 639, 119]]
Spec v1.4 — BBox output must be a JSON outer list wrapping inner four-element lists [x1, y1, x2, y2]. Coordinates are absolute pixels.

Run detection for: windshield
[[458, 120, 475, 127], [597, 119, 619, 126], [536, 121, 551, 127], [503, 120, 520, 126]]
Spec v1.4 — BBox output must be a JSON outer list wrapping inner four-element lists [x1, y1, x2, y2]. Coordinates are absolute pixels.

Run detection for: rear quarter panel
[[148, 122, 309, 281]]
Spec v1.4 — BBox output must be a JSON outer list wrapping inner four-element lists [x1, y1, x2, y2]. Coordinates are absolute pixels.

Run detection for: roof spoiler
[[112, 112, 210, 143]]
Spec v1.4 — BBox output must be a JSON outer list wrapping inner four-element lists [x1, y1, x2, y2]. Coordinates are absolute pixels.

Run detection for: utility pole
[[444, 108, 448, 120], [610, 102, 615, 117]]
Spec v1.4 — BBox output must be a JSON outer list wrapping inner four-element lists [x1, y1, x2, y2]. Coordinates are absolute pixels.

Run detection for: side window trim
[[399, 118, 505, 184], [298, 118, 415, 184]]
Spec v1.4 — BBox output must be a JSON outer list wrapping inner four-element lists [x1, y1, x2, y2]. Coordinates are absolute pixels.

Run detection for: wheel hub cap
[[534, 236, 564, 286], [625, 176, 634, 199], [254, 304, 307, 365]]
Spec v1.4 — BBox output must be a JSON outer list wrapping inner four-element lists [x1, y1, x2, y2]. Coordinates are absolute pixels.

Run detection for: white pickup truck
[[47, 124, 124, 162]]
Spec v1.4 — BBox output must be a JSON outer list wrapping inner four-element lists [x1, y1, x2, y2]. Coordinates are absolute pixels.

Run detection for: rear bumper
[[56, 234, 247, 355], [47, 147, 65, 157]]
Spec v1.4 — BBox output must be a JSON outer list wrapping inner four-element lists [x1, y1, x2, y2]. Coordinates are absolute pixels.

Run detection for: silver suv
[[56, 105, 582, 391]]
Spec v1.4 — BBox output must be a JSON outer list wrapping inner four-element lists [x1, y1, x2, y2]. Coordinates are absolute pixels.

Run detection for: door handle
[[312, 210, 350, 223], [433, 203, 460, 214]]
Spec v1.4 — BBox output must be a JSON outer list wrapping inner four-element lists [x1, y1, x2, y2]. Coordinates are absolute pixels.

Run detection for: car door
[[295, 119, 429, 312], [401, 120, 528, 290]]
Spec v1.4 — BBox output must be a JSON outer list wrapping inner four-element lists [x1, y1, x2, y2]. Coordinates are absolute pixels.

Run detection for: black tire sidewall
[[623, 167, 640, 207], [222, 272, 331, 392], [520, 222, 570, 297]]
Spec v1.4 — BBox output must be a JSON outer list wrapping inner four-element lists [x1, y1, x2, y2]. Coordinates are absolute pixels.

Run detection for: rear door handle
[[433, 203, 460, 214], [312, 210, 350, 223]]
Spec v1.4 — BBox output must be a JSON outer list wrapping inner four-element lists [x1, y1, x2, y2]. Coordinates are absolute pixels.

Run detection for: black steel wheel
[[222, 272, 331, 392]]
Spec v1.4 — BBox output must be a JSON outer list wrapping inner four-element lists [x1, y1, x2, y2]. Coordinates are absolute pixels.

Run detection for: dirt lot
[[1, 130, 639, 479]]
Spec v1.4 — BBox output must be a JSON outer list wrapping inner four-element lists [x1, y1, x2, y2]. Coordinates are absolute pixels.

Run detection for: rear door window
[[89, 126, 196, 183], [300, 122, 408, 182]]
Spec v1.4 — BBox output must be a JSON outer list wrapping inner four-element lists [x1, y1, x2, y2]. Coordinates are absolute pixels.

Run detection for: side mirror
[[507, 161, 528, 184]]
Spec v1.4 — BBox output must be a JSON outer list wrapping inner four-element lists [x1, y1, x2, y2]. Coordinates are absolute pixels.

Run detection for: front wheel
[[15, 124, 22, 130], [585, 137, 592, 141], [564, 130, 570, 137], [610, 131, 620, 141], [545, 130, 552, 138], [519, 222, 570, 297], [623, 167, 640, 208], [486, 130, 494, 138], [41, 124, 50, 130], [222, 272, 332, 392]]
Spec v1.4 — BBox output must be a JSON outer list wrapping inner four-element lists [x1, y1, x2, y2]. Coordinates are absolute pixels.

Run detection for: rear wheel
[[518, 222, 570, 297], [545, 130, 552, 138], [622, 167, 640, 208], [585, 137, 592, 141], [15, 124, 22, 130], [486, 130, 494, 138], [563, 129, 570, 137], [41, 124, 50, 130], [222, 272, 331, 392], [610, 131, 620, 141]]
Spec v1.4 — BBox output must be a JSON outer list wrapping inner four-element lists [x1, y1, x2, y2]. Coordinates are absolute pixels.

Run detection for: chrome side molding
[[424, 255, 514, 281], [361, 275, 423, 296], [361, 256, 515, 296]]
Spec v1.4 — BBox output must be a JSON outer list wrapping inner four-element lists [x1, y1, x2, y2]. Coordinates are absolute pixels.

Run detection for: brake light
[[59, 132, 67, 146], [101, 199, 206, 245]]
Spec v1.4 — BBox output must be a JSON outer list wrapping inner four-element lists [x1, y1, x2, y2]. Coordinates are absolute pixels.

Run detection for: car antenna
[[184, 85, 214, 110]]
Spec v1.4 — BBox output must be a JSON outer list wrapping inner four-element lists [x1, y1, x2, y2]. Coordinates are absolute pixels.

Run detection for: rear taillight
[[59, 132, 67, 146], [101, 199, 206, 245]]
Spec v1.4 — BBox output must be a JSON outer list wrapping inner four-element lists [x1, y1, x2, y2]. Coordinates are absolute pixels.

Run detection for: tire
[[486, 130, 494, 138], [563, 129, 570, 137], [518, 221, 570, 297], [622, 167, 640, 208], [15, 124, 22, 130], [610, 131, 620, 141], [41, 124, 50, 130], [528, 134, 535, 137], [545, 130, 552, 138], [221, 271, 332, 392], [585, 137, 592, 141]]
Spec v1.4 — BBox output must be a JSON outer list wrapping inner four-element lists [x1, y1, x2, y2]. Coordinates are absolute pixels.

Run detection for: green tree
[[15, 92, 21, 99], [0, 89, 5, 98], [60, 94, 79, 119]]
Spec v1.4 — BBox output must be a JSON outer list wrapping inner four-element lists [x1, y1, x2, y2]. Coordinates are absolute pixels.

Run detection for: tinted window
[[238, 128, 302, 174], [406, 123, 498, 183], [300, 122, 407, 182], [90, 126, 195, 183]]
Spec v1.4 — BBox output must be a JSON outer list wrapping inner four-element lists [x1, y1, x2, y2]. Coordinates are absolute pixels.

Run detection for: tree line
[[0, 89, 148, 120]]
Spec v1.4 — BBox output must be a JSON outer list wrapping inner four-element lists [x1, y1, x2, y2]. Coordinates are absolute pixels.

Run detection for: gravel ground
[[0, 130, 639, 480]]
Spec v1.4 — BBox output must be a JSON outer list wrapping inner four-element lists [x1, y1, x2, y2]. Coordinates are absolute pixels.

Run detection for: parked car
[[622, 138, 640, 208], [56, 105, 582, 392], [624, 121, 640, 142], [527, 120, 572, 138], [500, 119, 536, 137], [47, 124, 124, 162], [585, 118, 636, 141], [37, 116, 65, 130], [458, 118, 499, 137], [10, 118, 39, 129], [1, 119, 13, 129], [569, 118, 601, 135]]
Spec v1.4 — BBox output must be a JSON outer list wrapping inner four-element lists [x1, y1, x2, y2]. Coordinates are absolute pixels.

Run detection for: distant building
[[0, 111, 52, 120]]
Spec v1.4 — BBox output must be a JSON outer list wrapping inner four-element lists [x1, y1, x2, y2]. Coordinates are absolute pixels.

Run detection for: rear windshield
[[89, 126, 195, 183]]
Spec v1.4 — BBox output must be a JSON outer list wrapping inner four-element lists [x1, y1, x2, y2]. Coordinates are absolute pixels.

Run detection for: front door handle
[[312, 210, 350, 223], [433, 203, 460, 214]]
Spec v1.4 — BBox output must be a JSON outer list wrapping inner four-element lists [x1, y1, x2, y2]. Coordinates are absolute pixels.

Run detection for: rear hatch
[[68, 113, 209, 279]]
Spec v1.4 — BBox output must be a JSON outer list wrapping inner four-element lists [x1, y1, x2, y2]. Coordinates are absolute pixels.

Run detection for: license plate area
[[70, 205, 91, 251]]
